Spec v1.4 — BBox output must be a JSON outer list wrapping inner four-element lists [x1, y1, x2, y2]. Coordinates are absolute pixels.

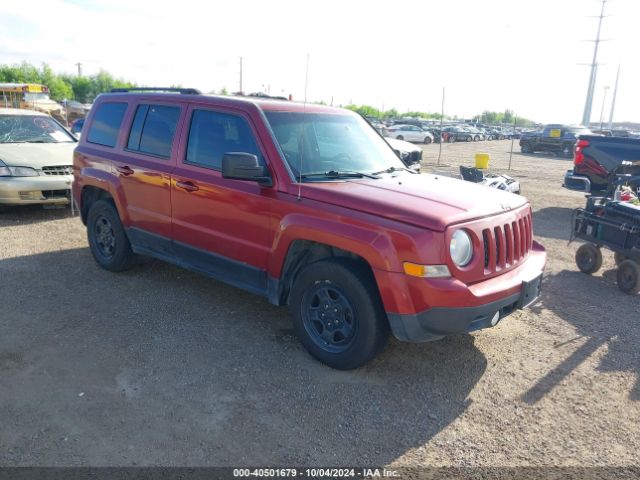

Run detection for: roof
[[97, 91, 349, 115], [0, 107, 47, 116]]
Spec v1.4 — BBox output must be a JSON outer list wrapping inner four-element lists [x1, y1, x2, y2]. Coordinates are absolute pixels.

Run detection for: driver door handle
[[176, 180, 199, 192]]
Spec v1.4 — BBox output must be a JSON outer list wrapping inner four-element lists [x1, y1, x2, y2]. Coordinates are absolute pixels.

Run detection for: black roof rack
[[110, 87, 202, 95]]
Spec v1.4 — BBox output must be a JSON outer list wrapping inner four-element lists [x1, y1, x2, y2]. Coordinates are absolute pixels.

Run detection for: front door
[[170, 105, 274, 295]]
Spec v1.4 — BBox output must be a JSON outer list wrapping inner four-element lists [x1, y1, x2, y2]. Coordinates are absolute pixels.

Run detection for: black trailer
[[571, 195, 640, 294]]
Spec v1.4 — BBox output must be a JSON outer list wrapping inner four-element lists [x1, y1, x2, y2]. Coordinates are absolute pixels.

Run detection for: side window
[[185, 109, 261, 170], [127, 104, 180, 158], [86, 102, 127, 147]]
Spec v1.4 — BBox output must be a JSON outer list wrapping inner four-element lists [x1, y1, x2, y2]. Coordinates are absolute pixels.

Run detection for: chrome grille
[[42, 165, 73, 176]]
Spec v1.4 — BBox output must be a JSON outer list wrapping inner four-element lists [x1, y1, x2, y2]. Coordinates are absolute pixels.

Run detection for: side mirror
[[221, 153, 272, 186]]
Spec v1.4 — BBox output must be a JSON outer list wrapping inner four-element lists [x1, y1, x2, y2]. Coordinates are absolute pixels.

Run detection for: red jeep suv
[[73, 88, 546, 369]]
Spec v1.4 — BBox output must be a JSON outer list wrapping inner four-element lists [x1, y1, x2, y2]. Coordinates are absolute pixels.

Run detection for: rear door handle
[[116, 166, 134, 176], [176, 180, 199, 192]]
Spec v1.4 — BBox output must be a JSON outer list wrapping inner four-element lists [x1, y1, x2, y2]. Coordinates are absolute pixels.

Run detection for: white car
[[384, 124, 434, 144], [384, 137, 422, 171], [0, 108, 76, 206]]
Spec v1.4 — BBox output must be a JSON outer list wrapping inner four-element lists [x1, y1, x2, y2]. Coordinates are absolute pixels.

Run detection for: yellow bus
[[0, 83, 64, 120]]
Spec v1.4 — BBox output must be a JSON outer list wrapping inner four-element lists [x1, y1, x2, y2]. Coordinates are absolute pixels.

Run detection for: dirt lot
[[0, 140, 638, 467]]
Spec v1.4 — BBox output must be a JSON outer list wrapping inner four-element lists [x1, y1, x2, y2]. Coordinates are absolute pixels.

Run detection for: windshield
[[0, 115, 75, 143], [23, 92, 52, 102], [265, 111, 405, 180]]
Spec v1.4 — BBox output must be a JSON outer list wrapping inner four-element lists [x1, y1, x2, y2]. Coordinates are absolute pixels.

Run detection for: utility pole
[[437, 87, 445, 166], [75, 62, 82, 76], [599, 86, 610, 129], [608, 64, 620, 129], [239, 57, 243, 94], [581, 0, 608, 127]]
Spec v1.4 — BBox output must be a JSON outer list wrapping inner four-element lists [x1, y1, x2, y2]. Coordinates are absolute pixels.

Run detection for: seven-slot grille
[[481, 212, 533, 274], [42, 165, 73, 176]]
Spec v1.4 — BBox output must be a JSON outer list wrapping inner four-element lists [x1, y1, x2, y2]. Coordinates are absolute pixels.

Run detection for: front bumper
[[0, 175, 73, 205], [383, 243, 546, 342]]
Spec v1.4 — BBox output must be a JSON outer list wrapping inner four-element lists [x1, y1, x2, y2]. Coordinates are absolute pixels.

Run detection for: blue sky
[[0, 0, 638, 124]]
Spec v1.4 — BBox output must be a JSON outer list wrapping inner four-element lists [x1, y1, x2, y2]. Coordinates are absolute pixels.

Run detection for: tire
[[448, 135, 455, 143], [521, 143, 532, 154], [289, 259, 389, 370], [86, 199, 136, 272], [423, 136, 432, 145], [396, 135, 404, 140], [575, 243, 602, 274], [614, 252, 627, 266], [562, 143, 573, 158], [466, 135, 472, 142], [474, 135, 480, 142], [617, 260, 640, 295]]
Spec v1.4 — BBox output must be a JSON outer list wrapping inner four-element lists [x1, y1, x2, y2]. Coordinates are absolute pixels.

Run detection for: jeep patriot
[[73, 88, 546, 369]]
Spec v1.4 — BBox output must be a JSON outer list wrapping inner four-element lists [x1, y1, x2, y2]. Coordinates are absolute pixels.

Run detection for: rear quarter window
[[86, 102, 127, 147]]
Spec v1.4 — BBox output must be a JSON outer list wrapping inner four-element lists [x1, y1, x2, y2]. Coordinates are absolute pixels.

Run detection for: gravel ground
[[0, 140, 638, 467]]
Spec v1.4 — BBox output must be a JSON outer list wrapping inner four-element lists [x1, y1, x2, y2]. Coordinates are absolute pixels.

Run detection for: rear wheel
[[396, 135, 404, 140], [575, 243, 602, 274], [466, 135, 472, 142], [87, 199, 136, 272], [447, 135, 455, 143], [617, 260, 640, 295], [289, 259, 389, 370], [423, 136, 432, 144]]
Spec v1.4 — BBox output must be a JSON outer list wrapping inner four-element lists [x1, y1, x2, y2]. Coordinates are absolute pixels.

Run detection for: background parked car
[[0, 108, 76, 206], [443, 126, 474, 142], [61, 100, 91, 123], [384, 137, 422, 171], [70, 117, 85, 137], [384, 124, 434, 144]]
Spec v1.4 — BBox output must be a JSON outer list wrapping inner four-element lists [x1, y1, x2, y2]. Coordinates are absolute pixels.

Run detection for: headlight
[[450, 230, 473, 267], [0, 162, 40, 177]]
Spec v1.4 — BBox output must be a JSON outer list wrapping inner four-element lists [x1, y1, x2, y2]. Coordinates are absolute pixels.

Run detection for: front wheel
[[423, 136, 432, 144], [87, 199, 136, 272], [521, 143, 532, 154], [289, 259, 389, 370], [395, 135, 404, 141], [575, 243, 602, 274], [617, 260, 640, 295]]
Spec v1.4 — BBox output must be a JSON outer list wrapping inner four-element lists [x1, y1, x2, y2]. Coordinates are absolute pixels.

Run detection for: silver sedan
[[383, 124, 434, 144]]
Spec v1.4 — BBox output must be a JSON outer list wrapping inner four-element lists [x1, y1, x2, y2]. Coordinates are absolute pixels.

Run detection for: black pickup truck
[[563, 135, 640, 193], [520, 124, 593, 157]]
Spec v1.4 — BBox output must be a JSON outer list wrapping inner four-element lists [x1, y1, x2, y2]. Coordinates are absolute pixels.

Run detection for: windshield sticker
[[49, 131, 70, 142]]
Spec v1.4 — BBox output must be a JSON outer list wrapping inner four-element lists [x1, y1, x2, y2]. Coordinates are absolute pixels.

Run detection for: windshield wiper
[[370, 166, 416, 176], [301, 170, 380, 180]]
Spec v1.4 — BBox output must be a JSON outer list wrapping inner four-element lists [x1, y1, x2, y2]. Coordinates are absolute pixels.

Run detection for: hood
[[300, 173, 528, 231], [0, 143, 76, 168]]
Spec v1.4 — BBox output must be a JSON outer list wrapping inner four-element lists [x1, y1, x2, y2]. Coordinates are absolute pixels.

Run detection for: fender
[[77, 166, 131, 226], [268, 212, 402, 279]]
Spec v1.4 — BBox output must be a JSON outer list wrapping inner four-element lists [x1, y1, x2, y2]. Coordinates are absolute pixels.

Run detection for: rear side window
[[185, 110, 261, 170], [127, 104, 181, 158], [86, 102, 127, 147]]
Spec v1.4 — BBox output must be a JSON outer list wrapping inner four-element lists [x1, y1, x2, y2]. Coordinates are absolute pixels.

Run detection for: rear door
[[113, 101, 184, 253], [170, 104, 274, 294]]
